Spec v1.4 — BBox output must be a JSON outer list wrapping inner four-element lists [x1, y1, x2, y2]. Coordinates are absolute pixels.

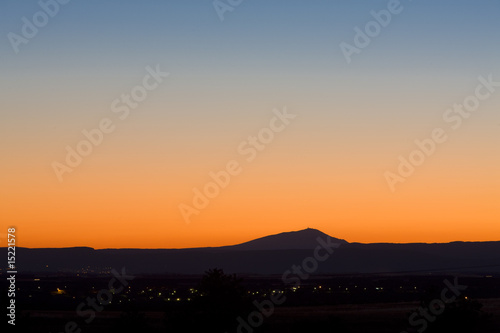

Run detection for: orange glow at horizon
[[3, 146, 499, 249]]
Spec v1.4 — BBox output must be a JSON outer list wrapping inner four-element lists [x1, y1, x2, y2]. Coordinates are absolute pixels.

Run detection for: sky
[[1, 0, 499, 249]]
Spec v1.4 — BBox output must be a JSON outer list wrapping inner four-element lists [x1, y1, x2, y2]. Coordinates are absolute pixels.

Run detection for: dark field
[[5, 273, 500, 332]]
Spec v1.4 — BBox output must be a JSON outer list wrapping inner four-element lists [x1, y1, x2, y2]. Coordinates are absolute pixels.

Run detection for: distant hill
[[221, 228, 348, 251], [4, 229, 500, 275]]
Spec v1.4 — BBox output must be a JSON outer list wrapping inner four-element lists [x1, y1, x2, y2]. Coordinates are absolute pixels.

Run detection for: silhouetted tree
[[164, 268, 252, 333]]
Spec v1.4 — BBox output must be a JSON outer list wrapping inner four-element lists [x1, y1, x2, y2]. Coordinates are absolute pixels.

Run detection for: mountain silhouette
[[222, 228, 347, 251], [5, 229, 500, 275]]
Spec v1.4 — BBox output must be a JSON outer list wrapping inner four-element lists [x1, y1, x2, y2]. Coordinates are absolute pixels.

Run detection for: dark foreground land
[[4, 273, 500, 332]]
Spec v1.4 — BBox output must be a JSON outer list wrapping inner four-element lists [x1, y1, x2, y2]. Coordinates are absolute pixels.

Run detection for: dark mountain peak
[[226, 228, 348, 251]]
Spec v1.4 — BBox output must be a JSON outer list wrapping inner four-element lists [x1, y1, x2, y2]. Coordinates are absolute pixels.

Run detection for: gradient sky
[[1, 0, 499, 248]]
